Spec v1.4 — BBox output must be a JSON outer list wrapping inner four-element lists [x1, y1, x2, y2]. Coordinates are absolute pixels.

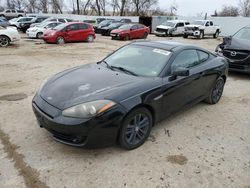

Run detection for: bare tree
[[50, 0, 64, 13], [219, 5, 239, 16], [132, 0, 158, 16], [239, 0, 250, 16]]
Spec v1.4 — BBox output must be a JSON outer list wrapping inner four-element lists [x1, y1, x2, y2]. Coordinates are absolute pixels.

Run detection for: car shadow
[[229, 71, 250, 81]]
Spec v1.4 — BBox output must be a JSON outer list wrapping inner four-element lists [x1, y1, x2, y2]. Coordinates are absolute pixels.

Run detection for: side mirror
[[169, 67, 189, 81]]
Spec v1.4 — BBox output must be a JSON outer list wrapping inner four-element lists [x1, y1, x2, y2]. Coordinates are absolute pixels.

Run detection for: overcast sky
[[161, 0, 239, 16]]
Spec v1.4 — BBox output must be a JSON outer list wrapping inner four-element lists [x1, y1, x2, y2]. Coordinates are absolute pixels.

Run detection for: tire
[[86, 35, 94, 42], [204, 77, 225, 104], [124, 34, 130, 41], [143, 32, 148, 39], [0, 35, 10, 47], [18, 15, 23, 17], [36, 32, 43, 39], [119, 107, 153, 150], [199, 30, 204, 39], [213, 30, 219, 38], [183, 34, 188, 38], [56, 36, 65, 44]]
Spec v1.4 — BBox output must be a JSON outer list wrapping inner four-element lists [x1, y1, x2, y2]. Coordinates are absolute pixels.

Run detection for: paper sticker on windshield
[[153, 49, 171, 56]]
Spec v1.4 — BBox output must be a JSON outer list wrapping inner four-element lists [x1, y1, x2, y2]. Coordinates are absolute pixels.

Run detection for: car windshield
[[99, 20, 111, 26], [53, 23, 67, 30], [9, 18, 18, 22], [162, 22, 175, 27], [234, 27, 250, 40], [104, 45, 172, 77], [41, 17, 53, 23], [119, 24, 131, 30], [192, 21, 205, 25], [109, 23, 122, 28]]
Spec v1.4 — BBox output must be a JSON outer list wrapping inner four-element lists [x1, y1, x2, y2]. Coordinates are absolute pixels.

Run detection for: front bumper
[[154, 30, 167, 36], [42, 35, 57, 43], [32, 94, 127, 148], [184, 30, 200, 36]]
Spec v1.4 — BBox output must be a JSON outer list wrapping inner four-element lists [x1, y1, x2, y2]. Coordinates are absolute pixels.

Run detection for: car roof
[[132, 41, 196, 51]]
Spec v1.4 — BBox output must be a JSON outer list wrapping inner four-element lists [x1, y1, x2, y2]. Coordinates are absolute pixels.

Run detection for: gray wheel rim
[[125, 114, 149, 145], [0, 36, 9, 47], [212, 80, 224, 102], [37, 32, 43, 39], [57, 37, 64, 44]]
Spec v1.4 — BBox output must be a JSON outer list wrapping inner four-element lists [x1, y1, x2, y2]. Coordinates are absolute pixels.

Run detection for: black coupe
[[216, 25, 250, 73], [32, 41, 228, 149]]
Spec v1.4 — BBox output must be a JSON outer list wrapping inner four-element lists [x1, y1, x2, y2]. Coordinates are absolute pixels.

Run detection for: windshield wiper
[[97, 60, 112, 69], [110, 66, 138, 76]]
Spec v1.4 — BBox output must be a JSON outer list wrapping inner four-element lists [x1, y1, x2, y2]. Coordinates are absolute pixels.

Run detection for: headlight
[[62, 100, 116, 118]]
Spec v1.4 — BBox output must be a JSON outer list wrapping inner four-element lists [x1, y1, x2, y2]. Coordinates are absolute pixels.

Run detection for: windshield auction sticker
[[153, 49, 171, 56]]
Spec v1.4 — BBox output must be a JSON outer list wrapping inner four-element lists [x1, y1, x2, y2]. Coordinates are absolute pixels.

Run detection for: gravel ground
[[0, 34, 250, 188]]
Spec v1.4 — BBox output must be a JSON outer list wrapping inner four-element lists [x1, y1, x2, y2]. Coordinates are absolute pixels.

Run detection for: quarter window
[[59, 19, 66, 23], [176, 23, 184, 27], [171, 50, 199, 72], [79, 24, 88, 30], [197, 50, 209, 62]]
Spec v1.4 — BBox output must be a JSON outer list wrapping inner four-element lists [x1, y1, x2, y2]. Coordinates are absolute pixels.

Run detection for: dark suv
[[216, 26, 250, 73]]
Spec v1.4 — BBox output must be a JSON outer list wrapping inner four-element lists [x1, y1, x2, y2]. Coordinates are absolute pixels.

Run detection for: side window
[[50, 19, 56, 22], [67, 24, 79, 31], [185, 22, 190, 25], [66, 19, 74, 22], [11, 10, 16, 13], [79, 24, 88, 30], [6, 10, 11, 13], [205, 22, 210, 26], [59, 19, 66, 23], [210, 21, 213, 26], [171, 50, 199, 72], [177, 22, 184, 27], [131, 25, 138, 30], [197, 50, 209, 62], [137, 24, 144, 29]]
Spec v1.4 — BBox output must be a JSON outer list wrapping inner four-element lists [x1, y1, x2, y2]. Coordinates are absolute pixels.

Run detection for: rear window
[[197, 50, 209, 62]]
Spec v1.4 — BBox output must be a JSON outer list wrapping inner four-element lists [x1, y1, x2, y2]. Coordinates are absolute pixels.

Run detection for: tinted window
[[11, 10, 16, 13], [210, 21, 213, 26], [50, 19, 57, 21], [171, 50, 199, 71], [185, 22, 190, 25], [66, 19, 74, 22], [137, 24, 145, 29], [6, 10, 11, 13], [59, 19, 66, 22], [205, 22, 210, 26], [131, 25, 138, 30], [79, 23, 88, 30], [17, 10, 24, 13], [197, 50, 209, 62], [67, 24, 78, 30], [36, 18, 46, 22], [176, 22, 184, 27]]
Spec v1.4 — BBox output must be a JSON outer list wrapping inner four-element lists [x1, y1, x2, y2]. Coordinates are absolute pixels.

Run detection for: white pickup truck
[[154, 20, 190, 37], [183, 20, 220, 39]]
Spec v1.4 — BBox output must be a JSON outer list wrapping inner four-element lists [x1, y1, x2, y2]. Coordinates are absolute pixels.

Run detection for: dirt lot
[[0, 34, 250, 188]]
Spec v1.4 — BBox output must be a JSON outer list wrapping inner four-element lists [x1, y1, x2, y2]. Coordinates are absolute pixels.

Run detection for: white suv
[[0, 9, 25, 18], [154, 20, 190, 37], [0, 26, 20, 47]]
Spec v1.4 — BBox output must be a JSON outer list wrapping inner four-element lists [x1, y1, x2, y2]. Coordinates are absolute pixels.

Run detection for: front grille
[[50, 129, 87, 145], [223, 50, 250, 60], [156, 28, 168, 33]]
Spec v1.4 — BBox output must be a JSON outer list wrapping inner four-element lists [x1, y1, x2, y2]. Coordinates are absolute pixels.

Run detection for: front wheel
[[0, 35, 10, 47], [183, 34, 188, 38], [36, 32, 43, 39], [199, 30, 204, 39], [56, 36, 65, 44], [213, 30, 219, 38], [204, 77, 225, 104], [119, 108, 153, 150]]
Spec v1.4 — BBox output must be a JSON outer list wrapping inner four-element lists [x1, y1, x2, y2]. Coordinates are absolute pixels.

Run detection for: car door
[[161, 49, 205, 116], [5, 10, 11, 17], [78, 23, 89, 41], [130, 25, 138, 39], [175, 22, 185, 35], [137, 24, 146, 38], [64, 24, 79, 42], [204, 21, 211, 35]]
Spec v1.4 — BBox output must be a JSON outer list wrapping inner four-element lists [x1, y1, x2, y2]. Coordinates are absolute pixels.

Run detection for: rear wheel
[[119, 108, 153, 150], [36, 32, 43, 39], [0, 35, 10, 47], [86, 35, 94, 42], [204, 77, 225, 104], [183, 34, 188, 38], [56, 36, 65, 44]]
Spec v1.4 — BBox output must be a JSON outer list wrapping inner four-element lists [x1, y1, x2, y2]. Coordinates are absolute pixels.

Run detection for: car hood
[[186, 24, 201, 28], [222, 37, 250, 50], [40, 64, 159, 110], [111, 29, 128, 33]]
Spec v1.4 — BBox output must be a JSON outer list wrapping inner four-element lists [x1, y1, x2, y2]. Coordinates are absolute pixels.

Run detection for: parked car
[[32, 41, 228, 149], [94, 19, 117, 33], [100, 22, 125, 36], [0, 17, 10, 27], [0, 26, 20, 47], [216, 25, 250, 73], [154, 20, 190, 37], [30, 17, 74, 28], [183, 20, 220, 39], [119, 18, 132, 23], [96, 18, 106, 24], [26, 21, 62, 39], [9, 17, 33, 28], [19, 16, 50, 32], [43, 22, 96, 44], [0, 9, 25, 19], [110, 23, 150, 40]]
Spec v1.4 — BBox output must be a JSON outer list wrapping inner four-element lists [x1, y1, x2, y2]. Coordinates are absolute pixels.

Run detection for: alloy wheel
[[0, 36, 10, 47], [212, 79, 224, 103]]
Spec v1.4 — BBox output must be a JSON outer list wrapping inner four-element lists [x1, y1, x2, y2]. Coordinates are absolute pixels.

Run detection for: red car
[[43, 22, 96, 44], [110, 24, 150, 40]]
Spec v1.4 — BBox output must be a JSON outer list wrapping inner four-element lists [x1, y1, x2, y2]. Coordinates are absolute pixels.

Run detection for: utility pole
[[77, 0, 80, 15]]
